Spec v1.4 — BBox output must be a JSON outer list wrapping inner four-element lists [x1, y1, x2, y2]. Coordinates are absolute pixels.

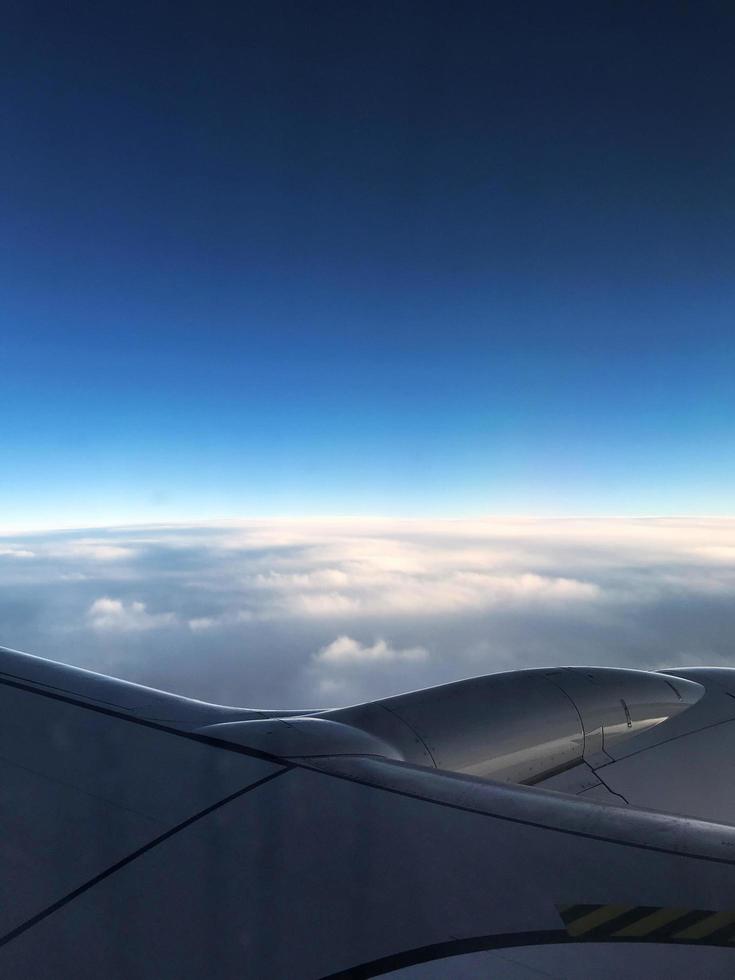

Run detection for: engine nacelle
[[325, 667, 704, 784]]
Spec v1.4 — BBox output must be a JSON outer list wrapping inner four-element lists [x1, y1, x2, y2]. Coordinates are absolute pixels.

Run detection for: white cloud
[[253, 569, 351, 590], [52, 542, 135, 561], [188, 617, 216, 632], [314, 635, 429, 666], [2, 517, 735, 708], [263, 570, 599, 620], [286, 592, 363, 617], [87, 597, 176, 631]]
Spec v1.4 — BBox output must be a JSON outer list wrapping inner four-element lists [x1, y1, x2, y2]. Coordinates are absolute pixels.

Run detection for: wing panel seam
[[0, 766, 292, 949]]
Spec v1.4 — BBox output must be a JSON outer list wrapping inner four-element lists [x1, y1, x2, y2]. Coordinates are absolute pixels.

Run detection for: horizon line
[[2, 513, 735, 535]]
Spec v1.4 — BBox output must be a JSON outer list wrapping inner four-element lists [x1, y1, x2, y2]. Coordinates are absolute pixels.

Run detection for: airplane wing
[[0, 644, 734, 978]]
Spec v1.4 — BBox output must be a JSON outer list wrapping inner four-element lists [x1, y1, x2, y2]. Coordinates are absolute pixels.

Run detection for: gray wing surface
[[0, 645, 735, 978]]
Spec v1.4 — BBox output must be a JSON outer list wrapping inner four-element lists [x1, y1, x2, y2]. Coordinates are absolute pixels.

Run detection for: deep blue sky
[[2, 1, 734, 525]]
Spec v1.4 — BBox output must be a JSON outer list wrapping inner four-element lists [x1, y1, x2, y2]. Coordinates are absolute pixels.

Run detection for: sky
[[3, 6, 735, 702], [2, 1, 735, 525], [2, 518, 735, 706]]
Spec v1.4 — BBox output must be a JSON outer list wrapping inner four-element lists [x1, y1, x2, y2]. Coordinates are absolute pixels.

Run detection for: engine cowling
[[324, 667, 704, 784]]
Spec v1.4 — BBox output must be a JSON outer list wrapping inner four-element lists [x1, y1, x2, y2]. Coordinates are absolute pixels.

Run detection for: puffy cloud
[[246, 560, 599, 620], [309, 636, 429, 703], [286, 592, 362, 617], [0, 518, 733, 708], [315, 635, 428, 666], [51, 542, 135, 561], [188, 616, 216, 632], [87, 597, 176, 631]]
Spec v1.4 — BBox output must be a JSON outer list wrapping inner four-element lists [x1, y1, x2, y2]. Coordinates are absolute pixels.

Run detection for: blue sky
[[2, 2, 734, 526]]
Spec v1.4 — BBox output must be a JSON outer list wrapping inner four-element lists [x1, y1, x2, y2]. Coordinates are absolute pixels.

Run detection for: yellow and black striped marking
[[558, 904, 735, 945]]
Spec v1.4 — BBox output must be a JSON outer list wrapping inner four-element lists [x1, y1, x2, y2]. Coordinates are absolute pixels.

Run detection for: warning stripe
[[562, 905, 632, 937], [558, 904, 735, 945], [613, 907, 689, 937], [674, 911, 735, 940]]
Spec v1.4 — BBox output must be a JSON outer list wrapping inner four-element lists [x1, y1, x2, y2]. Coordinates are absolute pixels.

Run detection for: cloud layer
[[0, 518, 734, 707]]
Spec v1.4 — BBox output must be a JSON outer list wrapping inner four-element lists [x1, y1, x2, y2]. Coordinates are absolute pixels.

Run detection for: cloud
[[187, 616, 216, 632], [315, 635, 428, 666], [286, 592, 363, 617], [310, 635, 429, 703], [247, 561, 600, 620], [0, 518, 734, 708], [51, 542, 135, 561], [87, 597, 176, 631]]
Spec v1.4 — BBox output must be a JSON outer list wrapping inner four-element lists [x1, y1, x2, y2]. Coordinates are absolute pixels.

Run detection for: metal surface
[[0, 643, 730, 978], [323, 667, 703, 782], [546, 667, 735, 823]]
